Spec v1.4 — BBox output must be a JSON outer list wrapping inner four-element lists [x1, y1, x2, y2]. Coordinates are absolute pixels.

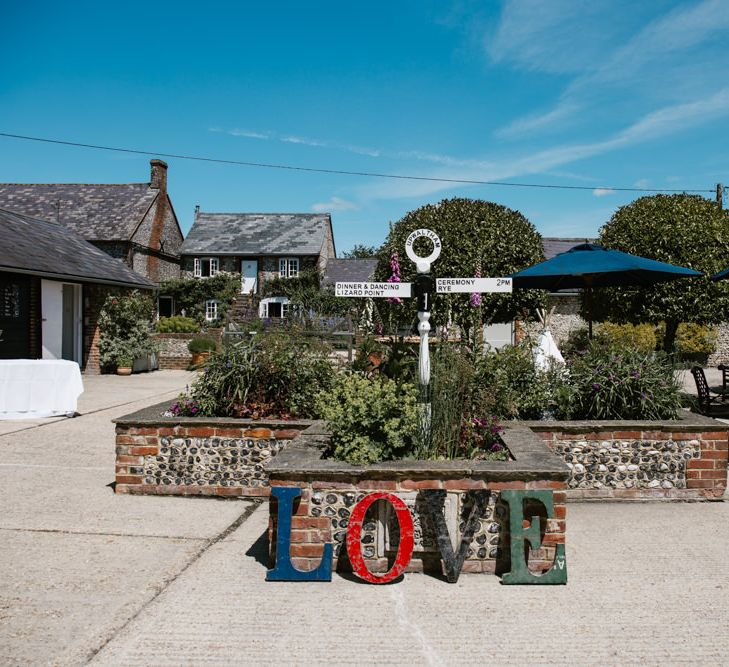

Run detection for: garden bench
[[690, 366, 728, 417]]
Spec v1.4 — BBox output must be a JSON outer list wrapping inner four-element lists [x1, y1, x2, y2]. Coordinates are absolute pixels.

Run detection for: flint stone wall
[[266, 424, 568, 576], [523, 412, 728, 500], [113, 402, 312, 496]]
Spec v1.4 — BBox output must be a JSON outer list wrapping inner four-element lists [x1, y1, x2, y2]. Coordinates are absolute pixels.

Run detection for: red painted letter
[[347, 492, 414, 584]]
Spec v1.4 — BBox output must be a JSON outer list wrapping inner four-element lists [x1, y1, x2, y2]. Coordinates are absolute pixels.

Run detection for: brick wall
[[82, 284, 113, 374], [267, 423, 568, 577], [526, 415, 729, 500], [152, 329, 223, 370], [113, 407, 311, 496]]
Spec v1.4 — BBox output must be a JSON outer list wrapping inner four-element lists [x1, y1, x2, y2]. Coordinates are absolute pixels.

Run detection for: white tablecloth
[[0, 360, 84, 419]]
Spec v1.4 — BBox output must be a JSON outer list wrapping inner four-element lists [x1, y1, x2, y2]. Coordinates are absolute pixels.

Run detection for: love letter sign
[[266, 487, 567, 585]]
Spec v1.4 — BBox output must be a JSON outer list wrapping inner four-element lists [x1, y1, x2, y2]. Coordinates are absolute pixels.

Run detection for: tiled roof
[[542, 237, 595, 260], [321, 258, 378, 286], [0, 183, 156, 240], [0, 208, 154, 289], [180, 212, 331, 255]]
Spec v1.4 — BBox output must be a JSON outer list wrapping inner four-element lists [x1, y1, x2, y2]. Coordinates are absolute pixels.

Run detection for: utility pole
[[717, 183, 724, 209]]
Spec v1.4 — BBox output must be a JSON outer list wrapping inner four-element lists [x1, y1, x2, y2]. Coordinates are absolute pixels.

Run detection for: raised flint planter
[[521, 411, 729, 500], [265, 424, 569, 576], [113, 401, 313, 497]]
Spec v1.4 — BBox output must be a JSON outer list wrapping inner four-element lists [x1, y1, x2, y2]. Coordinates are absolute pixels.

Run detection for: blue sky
[[1, 0, 728, 254]]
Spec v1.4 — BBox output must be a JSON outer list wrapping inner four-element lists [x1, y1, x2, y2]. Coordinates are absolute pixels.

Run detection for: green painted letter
[[501, 489, 567, 585]]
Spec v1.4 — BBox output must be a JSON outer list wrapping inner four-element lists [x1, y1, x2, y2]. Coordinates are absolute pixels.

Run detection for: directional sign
[[335, 282, 412, 298], [435, 277, 512, 294]]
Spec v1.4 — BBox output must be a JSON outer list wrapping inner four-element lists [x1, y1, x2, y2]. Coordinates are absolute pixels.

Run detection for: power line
[[0, 131, 715, 195]]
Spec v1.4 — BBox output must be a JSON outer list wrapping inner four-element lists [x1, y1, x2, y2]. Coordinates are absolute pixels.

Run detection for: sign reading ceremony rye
[[436, 277, 512, 293]]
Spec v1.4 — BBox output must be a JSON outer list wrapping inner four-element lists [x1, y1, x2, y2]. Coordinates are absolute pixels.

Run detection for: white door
[[41, 280, 63, 359], [241, 260, 258, 294], [42, 280, 81, 361]]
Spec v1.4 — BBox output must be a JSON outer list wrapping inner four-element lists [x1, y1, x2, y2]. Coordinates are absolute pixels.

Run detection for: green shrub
[[596, 322, 656, 353], [156, 316, 199, 333], [557, 343, 681, 420], [98, 291, 157, 369], [187, 336, 217, 353], [188, 332, 334, 418], [315, 373, 419, 465], [675, 323, 717, 356], [473, 342, 567, 420]]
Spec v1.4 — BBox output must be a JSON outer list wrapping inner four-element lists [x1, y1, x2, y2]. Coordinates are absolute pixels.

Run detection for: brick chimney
[[147, 159, 169, 282], [150, 159, 168, 192]]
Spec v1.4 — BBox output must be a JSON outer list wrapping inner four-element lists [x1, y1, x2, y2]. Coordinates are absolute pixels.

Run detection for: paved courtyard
[[1, 370, 728, 665]]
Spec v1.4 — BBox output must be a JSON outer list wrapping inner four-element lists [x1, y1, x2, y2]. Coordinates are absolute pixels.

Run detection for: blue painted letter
[[266, 486, 333, 582]]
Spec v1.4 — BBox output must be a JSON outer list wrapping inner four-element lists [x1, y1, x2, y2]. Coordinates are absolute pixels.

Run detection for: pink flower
[[387, 252, 403, 305]]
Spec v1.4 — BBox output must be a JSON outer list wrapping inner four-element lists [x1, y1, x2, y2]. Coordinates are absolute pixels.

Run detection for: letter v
[[423, 490, 486, 584]]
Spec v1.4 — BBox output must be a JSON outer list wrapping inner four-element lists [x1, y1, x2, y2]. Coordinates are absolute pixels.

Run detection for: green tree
[[595, 194, 729, 352], [341, 244, 379, 259], [375, 198, 545, 334]]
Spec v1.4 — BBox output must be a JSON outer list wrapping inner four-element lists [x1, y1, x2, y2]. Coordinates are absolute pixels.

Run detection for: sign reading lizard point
[[334, 281, 412, 298]]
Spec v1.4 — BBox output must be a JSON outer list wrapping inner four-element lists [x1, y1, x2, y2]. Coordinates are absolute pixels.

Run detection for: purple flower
[[387, 252, 403, 305], [592, 382, 601, 390]]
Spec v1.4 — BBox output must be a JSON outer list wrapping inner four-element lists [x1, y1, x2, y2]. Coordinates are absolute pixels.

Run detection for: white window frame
[[259, 296, 290, 318], [194, 257, 219, 278], [205, 299, 219, 321], [278, 257, 299, 279]]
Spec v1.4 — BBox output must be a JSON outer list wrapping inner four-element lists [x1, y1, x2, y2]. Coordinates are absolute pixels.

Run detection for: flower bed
[[113, 402, 312, 496], [266, 424, 568, 577], [523, 412, 728, 500]]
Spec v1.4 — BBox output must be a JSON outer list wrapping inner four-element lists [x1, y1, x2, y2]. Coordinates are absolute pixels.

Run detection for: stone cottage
[[0, 207, 154, 373], [0, 159, 183, 289], [180, 211, 336, 320]]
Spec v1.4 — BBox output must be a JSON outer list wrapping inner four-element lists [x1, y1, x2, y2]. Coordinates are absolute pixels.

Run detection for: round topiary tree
[[595, 194, 729, 351], [374, 198, 545, 334]]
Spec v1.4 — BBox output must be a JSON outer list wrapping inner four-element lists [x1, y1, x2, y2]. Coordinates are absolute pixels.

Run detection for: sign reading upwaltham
[[436, 277, 512, 294], [334, 282, 412, 298]]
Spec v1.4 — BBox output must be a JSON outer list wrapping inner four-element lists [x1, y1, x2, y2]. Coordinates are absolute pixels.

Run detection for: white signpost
[[335, 228, 513, 434]]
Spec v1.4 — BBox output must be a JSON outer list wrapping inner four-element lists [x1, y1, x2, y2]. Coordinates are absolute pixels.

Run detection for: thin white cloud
[[311, 197, 358, 213], [281, 135, 327, 147], [228, 129, 269, 139], [496, 102, 580, 139], [633, 178, 650, 188], [592, 188, 614, 197], [492, 0, 729, 137], [362, 89, 729, 201]]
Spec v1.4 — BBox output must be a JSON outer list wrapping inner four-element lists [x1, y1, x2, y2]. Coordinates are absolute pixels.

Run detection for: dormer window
[[279, 258, 299, 279], [194, 257, 219, 278]]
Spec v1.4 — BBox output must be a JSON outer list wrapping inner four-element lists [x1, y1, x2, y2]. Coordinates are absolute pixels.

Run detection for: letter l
[[266, 486, 333, 582]]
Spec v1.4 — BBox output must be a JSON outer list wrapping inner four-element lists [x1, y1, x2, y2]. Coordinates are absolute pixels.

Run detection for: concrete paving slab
[[0, 369, 259, 666], [0, 530, 205, 666], [92, 501, 729, 666]]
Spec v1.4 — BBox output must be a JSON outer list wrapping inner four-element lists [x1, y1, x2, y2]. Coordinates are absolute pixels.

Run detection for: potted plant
[[188, 336, 217, 366], [116, 355, 133, 376]]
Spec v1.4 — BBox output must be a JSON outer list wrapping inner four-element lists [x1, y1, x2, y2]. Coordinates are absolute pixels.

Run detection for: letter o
[[346, 492, 414, 584]]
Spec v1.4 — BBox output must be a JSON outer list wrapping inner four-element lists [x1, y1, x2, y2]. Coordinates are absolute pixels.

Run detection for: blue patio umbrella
[[711, 266, 729, 281], [510, 243, 703, 336]]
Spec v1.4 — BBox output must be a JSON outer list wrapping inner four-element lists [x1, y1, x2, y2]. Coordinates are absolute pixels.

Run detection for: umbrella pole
[[587, 284, 593, 339]]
